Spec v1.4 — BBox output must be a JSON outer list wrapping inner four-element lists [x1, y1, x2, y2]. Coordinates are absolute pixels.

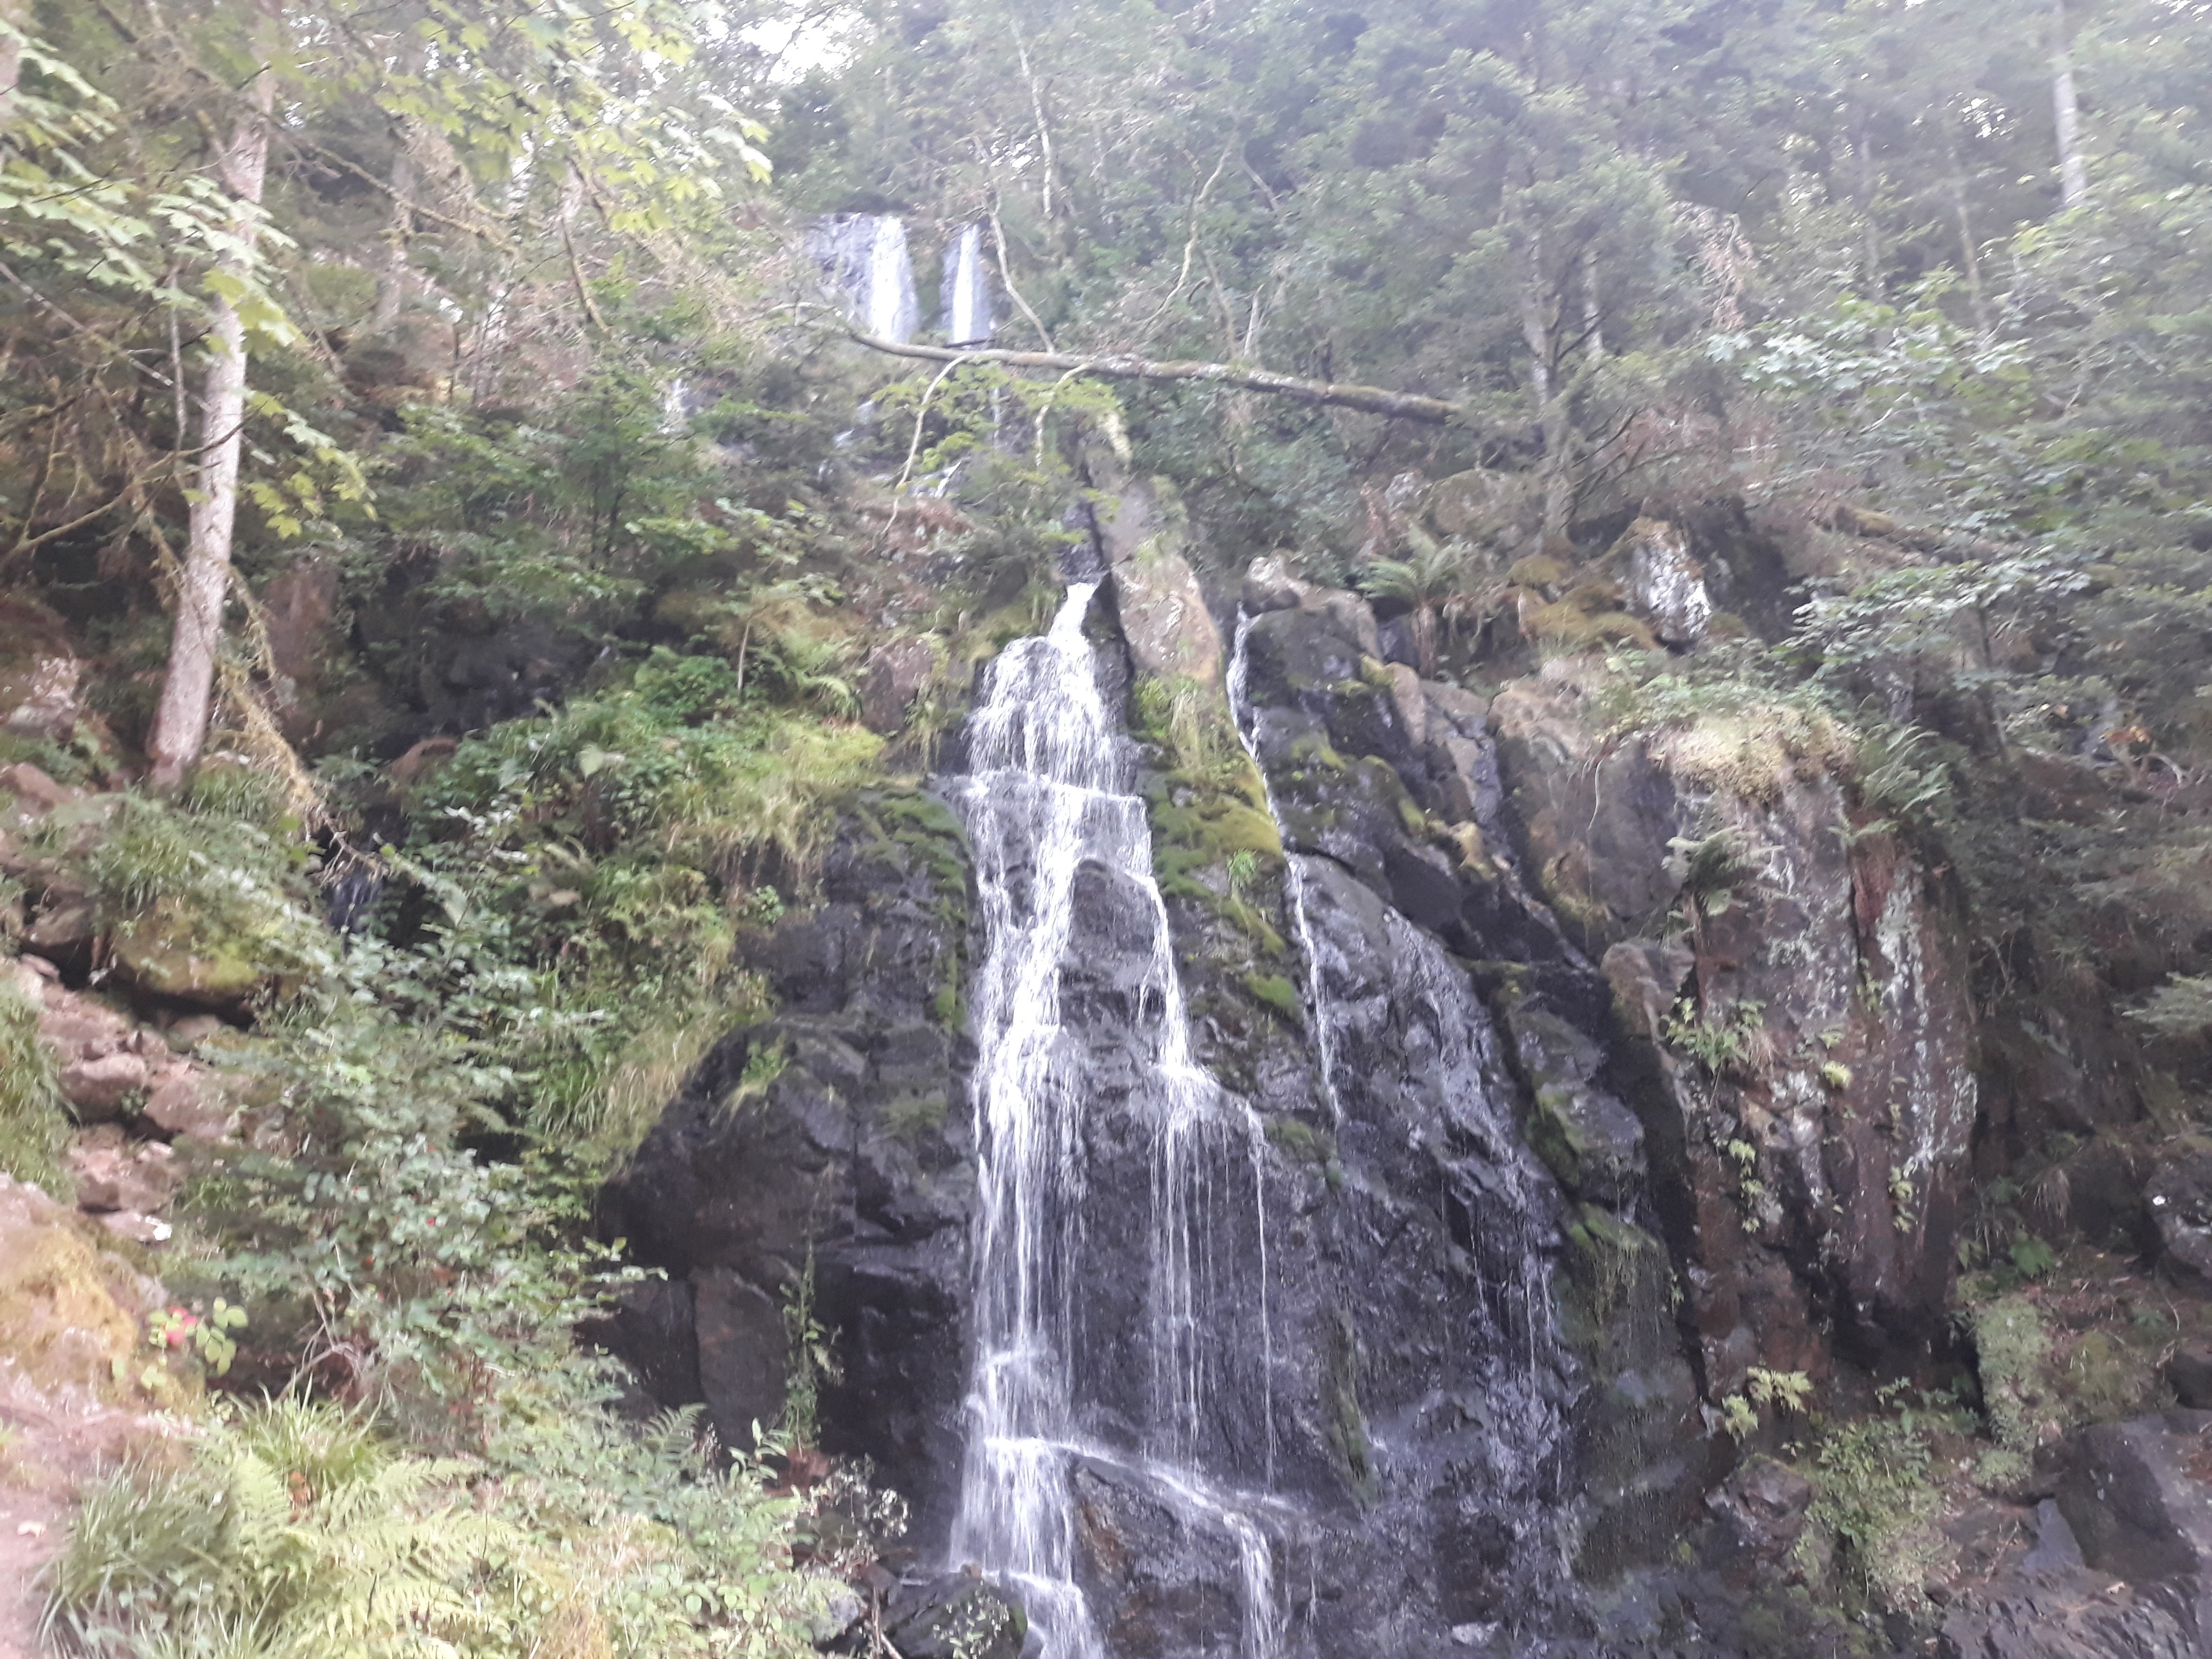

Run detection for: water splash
[[951, 583, 1282, 1658]]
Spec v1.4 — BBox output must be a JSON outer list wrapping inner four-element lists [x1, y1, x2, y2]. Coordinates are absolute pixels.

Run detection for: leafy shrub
[[1802, 1410, 1947, 1621]]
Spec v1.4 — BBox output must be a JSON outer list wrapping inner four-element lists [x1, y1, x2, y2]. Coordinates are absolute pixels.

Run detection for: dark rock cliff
[[600, 543, 2002, 1655]]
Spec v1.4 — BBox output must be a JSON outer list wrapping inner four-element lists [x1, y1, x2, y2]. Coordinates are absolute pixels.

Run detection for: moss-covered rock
[[0, 1172, 162, 1402]]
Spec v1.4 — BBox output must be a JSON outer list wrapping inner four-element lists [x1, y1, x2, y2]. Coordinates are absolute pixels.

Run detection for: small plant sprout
[[145, 1300, 248, 1384]]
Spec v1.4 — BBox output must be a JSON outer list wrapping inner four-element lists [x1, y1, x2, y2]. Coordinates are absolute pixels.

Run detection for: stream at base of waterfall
[[948, 582, 1281, 1658]]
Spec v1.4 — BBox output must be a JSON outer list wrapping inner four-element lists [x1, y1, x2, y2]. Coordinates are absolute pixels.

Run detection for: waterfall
[[942, 222, 991, 345], [807, 213, 920, 343], [1227, 613, 1346, 1123], [1227, 607, 1572, 1620], [950, 582, 1283, 1659]]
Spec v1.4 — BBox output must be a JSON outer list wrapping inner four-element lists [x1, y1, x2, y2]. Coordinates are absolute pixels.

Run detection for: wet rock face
[[597, 790, 976, 1544], [1940, 1413, 2212, 1657], [1223, 580, 1709, 1595]]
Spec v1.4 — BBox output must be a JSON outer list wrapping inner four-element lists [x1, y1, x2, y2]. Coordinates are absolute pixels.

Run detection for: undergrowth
[[0, 975, 67, 1192], [45, 1386, 828, 1658]]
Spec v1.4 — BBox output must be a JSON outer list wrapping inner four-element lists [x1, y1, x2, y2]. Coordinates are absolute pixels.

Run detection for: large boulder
[[1611, 518, 1713, 648], [1940, 1414, 2212, 1657], [598, 790, 977, 1545], [1093, 476, 1221, 684]]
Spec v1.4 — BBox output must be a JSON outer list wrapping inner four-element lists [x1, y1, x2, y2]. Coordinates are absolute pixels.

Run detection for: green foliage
[[1243, 972, 1301, 1023], [1802, 1408, 1948, 1621], [0, 976, 68, 1193], [46, 1382, 825, 1659], [1971, 1294, 2051, 1455], [778, 1249, 839, 1452], [60, 797, 330, 994], [2008, 1237, 2058, 1281], [44, 1398, 517, 1656], [2131, 975, 2212, 1037], [1664, 997, 1768, 1077]]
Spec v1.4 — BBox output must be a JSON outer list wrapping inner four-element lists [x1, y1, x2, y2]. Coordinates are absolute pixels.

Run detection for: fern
[[44, 1401, 520, 1659]]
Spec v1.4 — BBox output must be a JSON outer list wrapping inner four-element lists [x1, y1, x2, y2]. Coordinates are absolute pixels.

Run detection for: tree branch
[[843, 332, 1463, 425]]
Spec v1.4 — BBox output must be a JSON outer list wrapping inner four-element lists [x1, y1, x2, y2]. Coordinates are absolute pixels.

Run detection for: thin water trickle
[[1227, 611, 1346, 1124], [951, 582, 1283, 1659], [1227, 604, 1573, 1615]]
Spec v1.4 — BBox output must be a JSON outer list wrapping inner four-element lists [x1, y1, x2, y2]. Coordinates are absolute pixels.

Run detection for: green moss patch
[[1243, 972, 1302, 1023]]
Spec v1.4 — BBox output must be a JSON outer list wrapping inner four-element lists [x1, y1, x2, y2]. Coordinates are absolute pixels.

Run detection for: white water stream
[[944, 222, 990, 345], [1226, 612, 1346, 1124], [950, 583, 1281, 1659]]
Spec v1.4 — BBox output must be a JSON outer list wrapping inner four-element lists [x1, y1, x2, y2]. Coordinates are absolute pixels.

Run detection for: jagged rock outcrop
[[598, 789, 976, 1541], [1489, 661, 1977, 1380]]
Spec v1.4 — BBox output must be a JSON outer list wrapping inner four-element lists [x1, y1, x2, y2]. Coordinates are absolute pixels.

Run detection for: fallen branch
[[844, 331, 1464, 425]]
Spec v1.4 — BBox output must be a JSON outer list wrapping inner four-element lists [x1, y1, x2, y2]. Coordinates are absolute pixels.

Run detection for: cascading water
[[807, 213, 920, 343], [950, 582, 1283, 1659], [1226, 607, 1573, 1625], [941, 222, 992, 346], [1227, 613, 1345, 1124]]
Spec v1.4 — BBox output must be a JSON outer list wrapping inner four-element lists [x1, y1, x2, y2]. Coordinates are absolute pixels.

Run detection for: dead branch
[[844, 331, 1464, 425]]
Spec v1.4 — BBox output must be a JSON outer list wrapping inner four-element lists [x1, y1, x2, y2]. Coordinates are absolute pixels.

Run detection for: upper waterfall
[[941, 222, 993, 346], [808, 213, 920, 343]]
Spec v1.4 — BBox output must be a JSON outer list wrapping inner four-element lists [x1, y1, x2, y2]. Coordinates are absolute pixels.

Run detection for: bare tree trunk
[[1581, 245, 1604, 361], [1855, 108, 1884, 291], [846, 331, 1464, 424], [369, 132, 415, 335], [1944, 126, 1991, 333], [146, 53, 275, 790], [2050, 0, 2088, 208], [0, 0, 25, 129], [1519, 234, 1573, 549]]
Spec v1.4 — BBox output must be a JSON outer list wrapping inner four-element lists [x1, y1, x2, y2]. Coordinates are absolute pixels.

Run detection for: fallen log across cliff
[[844, 330, 1465, 425]]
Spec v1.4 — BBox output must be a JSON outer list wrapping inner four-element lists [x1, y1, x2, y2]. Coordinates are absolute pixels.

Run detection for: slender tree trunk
[[146, 53, 275, 790], [1944, 126, 1991, 333], [370, 132, 415, 335], [1519, 234, 1573, 549], [1581, 245, 1604, 361], [1855, 108, 1884, 292], [2050, 0, 2088, 208], [0, 0, 25, 130]]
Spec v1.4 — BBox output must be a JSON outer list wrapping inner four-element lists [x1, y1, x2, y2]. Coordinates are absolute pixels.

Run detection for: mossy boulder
[[0, 1172, 162, 1402], [1528, 1082, 1647, 1208], [111, 899, 281, 1009]]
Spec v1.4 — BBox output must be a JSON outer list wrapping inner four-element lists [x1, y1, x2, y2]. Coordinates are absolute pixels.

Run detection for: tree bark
[[2050, 0, 2088, 208], [369, 129, 415, 336], [844, 331, 1464, 425], [146, 50, 275, 790], [0, 0, 25, 129]]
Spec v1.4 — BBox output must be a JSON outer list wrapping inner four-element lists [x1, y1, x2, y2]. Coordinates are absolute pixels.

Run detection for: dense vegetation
[[1, 0, 2209, 1650]]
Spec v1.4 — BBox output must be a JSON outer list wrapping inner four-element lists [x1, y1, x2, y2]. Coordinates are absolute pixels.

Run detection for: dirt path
[[0, 1385, 153, 1659]]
